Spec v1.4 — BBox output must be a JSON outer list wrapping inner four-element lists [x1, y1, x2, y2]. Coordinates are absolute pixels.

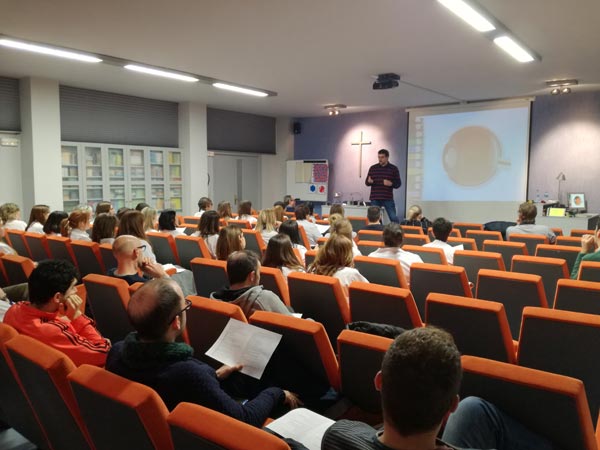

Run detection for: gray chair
[[535, 244, 580, 274], [174, 235, 212, 269], [510, 255, 569, 307], [554, 278, 600, 315], [453, 250, 505, 288], [146, 232, 180, 265], [482, 240, 527, 272], [190, 257, 228, 298], [353, 255, 408, 288]]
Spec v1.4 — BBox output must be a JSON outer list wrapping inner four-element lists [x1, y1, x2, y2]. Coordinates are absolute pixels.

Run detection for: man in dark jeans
[[365, 149, 401, 223]]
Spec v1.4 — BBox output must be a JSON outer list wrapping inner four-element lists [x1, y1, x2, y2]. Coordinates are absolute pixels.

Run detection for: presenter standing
[[365, 149, 401, 223]]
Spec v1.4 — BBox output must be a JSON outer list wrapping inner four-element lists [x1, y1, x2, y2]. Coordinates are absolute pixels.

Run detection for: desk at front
[[537, 214, 599, 236]]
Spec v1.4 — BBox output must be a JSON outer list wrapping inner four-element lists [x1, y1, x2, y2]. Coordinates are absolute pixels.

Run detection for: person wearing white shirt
[[61, 209, 92, 242], [237, 200, 258, 227], [262, 234, 305, 281], [369, 223, 423, 281], [0, 202, 27, 231], [423, 217, 459, 264], [158, 209, 185, 237], [191, 210, 220, 258], [26, 204, 50, 234], [256, 208, 279, 245], [295, 205, 322, 247], [193, 197, 213, 218]]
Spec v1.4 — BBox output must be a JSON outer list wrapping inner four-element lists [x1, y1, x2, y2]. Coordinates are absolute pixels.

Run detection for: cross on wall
[[351, 131, 372, 178]]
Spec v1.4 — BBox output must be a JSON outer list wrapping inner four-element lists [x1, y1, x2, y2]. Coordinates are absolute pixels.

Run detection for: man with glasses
[[3, 259, 111, 366], [106, 278, 300, 427]]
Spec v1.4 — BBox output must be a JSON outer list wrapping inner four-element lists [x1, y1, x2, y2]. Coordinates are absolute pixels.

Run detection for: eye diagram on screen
[[442, 126, 510, 186]]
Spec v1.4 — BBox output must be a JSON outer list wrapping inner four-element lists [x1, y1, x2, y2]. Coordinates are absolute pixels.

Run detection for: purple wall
[[295, 91, 600, 215], [294, 109, 408, 214]]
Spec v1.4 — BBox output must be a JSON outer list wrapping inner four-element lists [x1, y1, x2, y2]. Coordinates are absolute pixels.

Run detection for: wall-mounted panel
[[207, 107, 275, 154]]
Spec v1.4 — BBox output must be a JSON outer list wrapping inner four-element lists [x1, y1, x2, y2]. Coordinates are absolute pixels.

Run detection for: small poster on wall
[[309, 184, 327, 195]]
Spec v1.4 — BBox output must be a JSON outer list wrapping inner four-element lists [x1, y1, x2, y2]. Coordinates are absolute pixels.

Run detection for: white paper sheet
[[205, 319, 282, 379], [266, 408, 335, 450]]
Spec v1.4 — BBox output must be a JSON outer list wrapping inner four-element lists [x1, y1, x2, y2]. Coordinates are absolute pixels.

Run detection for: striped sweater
[[365, 162, 401, 200]]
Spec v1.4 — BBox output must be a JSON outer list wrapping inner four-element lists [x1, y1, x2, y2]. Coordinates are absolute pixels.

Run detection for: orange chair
[[402, 244, 447, 265], [0, 324, 49, 449], [453, 250, 505, 288], [427, 228, 460, 241], [23, 232, 50, 261], [146, 231, 181, 265], [511, 255, 569, 307], [1, 254, 35, 285], [185, 295, 247, 366], [304, 249, 317, 268], [353, 256, 408, 289], [47, 235, 77, 266], [452, 222, 483, 239], [356, 230, 383, 242], [226, 219, 252, 230], [6, 335, 94, 449], [551, 227, 563, 237], [174, 235, 212, 269], [287, 272, 350, 348], [518, 307, 600, 423], [349, 281, 422, 329], [554, 279, 600, 315], [461, 355, 596, 450], [316, 236, 328, 246], [71, 241, 106, 278], [190, 257, 228, 298], [250, 311, 340, 396], [476, 269, 547, 339], [482, 240, 527, 271], [347, 216, 368, 232], [0, 257, 8, 288], [242, 229, 267, 255], [402, 234, 430, 246], [556, 236, 583, 248], [258, 266, 290, 306], [409, 263, 472, 319], [68, 364, 173, 450], [4, 229, 30, 257], [99, 242, 117, 272], [535, 244, 581, 274], [297, 224, 312, 250], [337, 329, 392, 413], [577, 261, 600, 282], [446, 236, 478, 251], [400, 225, 424, 235], [168, 402, 290, 450], [508, 233, 548, 256], [425, 293, 515, 363], [571, 229, 596, 237], [466, 230, 502, 252], [82, 274, 133, 343], [356, 240, 384, 255]]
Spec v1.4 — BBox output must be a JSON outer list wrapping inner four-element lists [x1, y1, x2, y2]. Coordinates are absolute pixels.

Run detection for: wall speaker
[[293, 122, 302, 134]]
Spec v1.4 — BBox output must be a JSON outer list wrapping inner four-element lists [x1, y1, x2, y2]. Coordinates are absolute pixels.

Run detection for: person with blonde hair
[[61, 209, 92, 242], [217, 201, 234, 221], [191, 210, 220, 258], [141, 206, 158, 233], [215, 225, 245, 261], [329, 204, 345, 217], [0, 203, 27, 231], [26, 204, 50, 234], [308, 235, 367, 294], [262, 234, 305, 280], [330, 218, 361, 257], [273, 204, 287, 223], [256, 208, 279, 244], [400, 204, 432, 233]]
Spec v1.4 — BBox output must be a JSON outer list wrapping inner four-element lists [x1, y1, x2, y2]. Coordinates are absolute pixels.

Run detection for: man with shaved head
[[106, 278, 300, 426]]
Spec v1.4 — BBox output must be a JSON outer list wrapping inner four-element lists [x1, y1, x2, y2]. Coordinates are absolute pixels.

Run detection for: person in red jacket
[[3, 259, 110, 366]]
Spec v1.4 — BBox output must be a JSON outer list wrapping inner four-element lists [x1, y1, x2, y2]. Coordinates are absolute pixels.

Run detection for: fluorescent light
[[124, 64, 199, 82], [437, 0, 495, 32], [212, 82, 269, 97], [0, 38, 102, 63], [493, 35, 535, 62]]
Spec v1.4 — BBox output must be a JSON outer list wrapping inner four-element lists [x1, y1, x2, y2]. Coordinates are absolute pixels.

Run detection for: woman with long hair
[[91, 213, 118, 244], [61, 209, 92, 242], [215, 225, 245, 261], [400, 204, 432, 233], [116, 210, 156, 261], [95, 201, 114, 216], [158, 209, 184, 236], [141, 206, 158, 233], [308, 234, 367, 294], [43, 211, 68, 236], [192, 210, 220, 258], [217, 201, 234, 221], [278, 220, 307, 263], [262, 234, 305, 280], [255, 208, 278, 244], [330, 218, 361, 257], [237, 200, 257, 226], [26, 204, 50, 234]]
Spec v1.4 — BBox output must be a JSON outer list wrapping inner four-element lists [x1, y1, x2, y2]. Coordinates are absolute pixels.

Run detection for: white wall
[[179, 102, 208, 215], [0, 134, 23, 208], [260, 117, 294, 209]]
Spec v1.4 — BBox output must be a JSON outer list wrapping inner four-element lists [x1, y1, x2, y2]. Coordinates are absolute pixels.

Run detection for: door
[[209, 153, 261, 211]]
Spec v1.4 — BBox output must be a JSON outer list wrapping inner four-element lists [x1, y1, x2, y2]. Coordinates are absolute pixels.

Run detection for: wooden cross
[[351, 131, 372, 178]]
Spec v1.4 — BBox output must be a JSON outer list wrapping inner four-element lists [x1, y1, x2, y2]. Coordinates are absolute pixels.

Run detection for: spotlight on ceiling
[[324, 104, 347, 116], [550, 88, 560, 95], [372, 73, 400, 90], [546, 79, 577, 95]]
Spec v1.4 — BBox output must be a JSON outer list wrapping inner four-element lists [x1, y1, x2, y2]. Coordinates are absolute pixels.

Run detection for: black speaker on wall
[[293, 122, 302, 134]]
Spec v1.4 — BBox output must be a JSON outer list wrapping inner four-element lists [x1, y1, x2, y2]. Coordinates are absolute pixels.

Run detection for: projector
[[373, 73, 400, 90]]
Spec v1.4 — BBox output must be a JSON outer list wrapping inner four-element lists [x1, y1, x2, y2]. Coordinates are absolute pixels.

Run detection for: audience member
[[369, 223, 423, 280], [273, 204, 287, 223], [330, 218, 361, 257], [295, 205, 321, 247], [363, 206, 384, 231], [279, 220, 307, 263], [3, 260, 110, 366], [0, 224, 17, 255], [158, 209, 184, 236], [95, 201, 114, 216], [0, 203, 27, 231], [135, 202, 149, 212], [570, 227, 600, 278], [505, 202, 556, 243], [116, 206, 132, 220], [283, 195, 296, 213], [400, 205, 432, 234], [192, 210, 220, 258], [262, 234, 305, 280], [217, 201, 234, 221], [238, 200, 257, 225], [26, 204, 50, 234], [323, 327, 554, 450], [216, 225, 246, 261], [43, 210, 68, 236], [211, 250, 292, 318], [91, 213, 118, 244], [141, 206, 158, 233], [308, 235, 368, 294], [106, 278, 299, 426], [61, 209, 92, 242], [116, 210, 156, 261], [194, 197, 213, 217], [256, 208, 279, 244], [329, 204, 345, 217], [423, 217, 458, 264]]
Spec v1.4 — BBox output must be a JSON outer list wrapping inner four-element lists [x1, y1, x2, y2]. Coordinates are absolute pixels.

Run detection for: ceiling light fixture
[[324, 104, 347, 116], [550, 88, 560, 95], [124, 64, 199, 82], [437, 0, 496, 32], [212, 82, 269, 97], [0, 37, 102, 63], [546, 79, 577, 95], [493, 36, 535, 63]]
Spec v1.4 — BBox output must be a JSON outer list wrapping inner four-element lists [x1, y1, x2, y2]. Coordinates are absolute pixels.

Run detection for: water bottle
[[535, 190, 540, 203]]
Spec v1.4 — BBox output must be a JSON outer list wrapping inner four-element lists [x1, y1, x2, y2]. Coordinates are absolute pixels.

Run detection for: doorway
[[208, 153, 261, 211]]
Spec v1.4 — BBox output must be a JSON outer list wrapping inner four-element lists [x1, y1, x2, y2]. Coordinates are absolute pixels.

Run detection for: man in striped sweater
[[365, 149, 402, 223]]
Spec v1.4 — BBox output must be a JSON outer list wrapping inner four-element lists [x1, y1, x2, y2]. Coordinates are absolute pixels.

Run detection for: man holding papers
[[106, 278, 300, 427]]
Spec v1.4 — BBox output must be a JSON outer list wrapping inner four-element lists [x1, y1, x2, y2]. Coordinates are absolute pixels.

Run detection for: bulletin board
[[286, 159, 329, 201]]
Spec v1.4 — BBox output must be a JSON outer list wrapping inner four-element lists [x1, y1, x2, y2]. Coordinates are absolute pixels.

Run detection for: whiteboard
[[286, 160, 329, 201]]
